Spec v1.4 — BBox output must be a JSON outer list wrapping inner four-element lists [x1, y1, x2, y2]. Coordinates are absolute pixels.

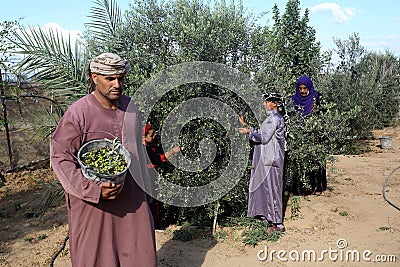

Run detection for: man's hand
[[101, 182, 123, 199]]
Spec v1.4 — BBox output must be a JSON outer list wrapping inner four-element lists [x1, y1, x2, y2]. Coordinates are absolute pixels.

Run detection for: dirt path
[[156, 133, 400, 267]]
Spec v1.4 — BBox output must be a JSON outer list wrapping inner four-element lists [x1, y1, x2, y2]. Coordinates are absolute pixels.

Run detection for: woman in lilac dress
[[238, 92, 286, 233]]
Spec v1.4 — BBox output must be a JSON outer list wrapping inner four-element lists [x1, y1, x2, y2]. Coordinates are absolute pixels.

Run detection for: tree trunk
[[0, 69, 13, 168]]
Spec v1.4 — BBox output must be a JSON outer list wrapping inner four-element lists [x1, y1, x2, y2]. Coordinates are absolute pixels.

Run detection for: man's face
[[92, 73, 125, 101], [298, 84, 309, 97]]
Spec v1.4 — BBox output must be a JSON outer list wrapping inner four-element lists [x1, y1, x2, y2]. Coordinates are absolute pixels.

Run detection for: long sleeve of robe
[[51, 94, 157, 267], [246, 110, 285, 224]]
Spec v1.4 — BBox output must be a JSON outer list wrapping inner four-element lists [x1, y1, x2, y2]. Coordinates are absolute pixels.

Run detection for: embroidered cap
[[263, 92, 283, 103], [85, 53, 130, 80]]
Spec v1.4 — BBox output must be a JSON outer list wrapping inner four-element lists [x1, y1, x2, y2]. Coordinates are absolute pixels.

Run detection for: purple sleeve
[[248, 117, 277, 144], [248, 127, 261, 142]]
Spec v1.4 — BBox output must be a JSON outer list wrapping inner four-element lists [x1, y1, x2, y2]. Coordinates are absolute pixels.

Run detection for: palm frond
[[85, 0, 123, 42], [32, 177, 65, 210], [29, 106, 63, 141], [10, 25, 88, 99], [8, 96, 64, 141]]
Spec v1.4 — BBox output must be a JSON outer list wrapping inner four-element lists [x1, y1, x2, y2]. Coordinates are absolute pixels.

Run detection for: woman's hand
[[172, 146, 180, 153], [238, 115, 249, 127], [238, 127, 250, 135], [166, 146, 180, 159]]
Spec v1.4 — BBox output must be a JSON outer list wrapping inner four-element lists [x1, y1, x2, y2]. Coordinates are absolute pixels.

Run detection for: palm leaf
[[86, 0, 122, 42], [10, 25, 88, 101], [29, 105, 64, 141], [85, 0, 125, 52]]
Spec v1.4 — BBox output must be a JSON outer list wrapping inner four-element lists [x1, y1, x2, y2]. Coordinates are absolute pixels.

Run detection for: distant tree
[[321, 33, 400, 138], [333, 33, 365, 76], [1, 20, 20, 167], [252, 0, 327, 94], [357, 51, 400, 128], [0, 20, 20, 86]]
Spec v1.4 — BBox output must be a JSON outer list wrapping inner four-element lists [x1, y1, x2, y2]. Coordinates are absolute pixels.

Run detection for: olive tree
[[1, 20, 20, 87], [251, 0, 328, 94], [321, 33, 400, 139], [115, 0, 258, 223]]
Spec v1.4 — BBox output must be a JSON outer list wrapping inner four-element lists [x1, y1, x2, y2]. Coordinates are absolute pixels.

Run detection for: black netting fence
[[0, 84, 60, 171]]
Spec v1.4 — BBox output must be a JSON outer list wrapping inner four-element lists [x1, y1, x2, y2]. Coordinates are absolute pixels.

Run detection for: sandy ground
[[0, 127, 399, 266]]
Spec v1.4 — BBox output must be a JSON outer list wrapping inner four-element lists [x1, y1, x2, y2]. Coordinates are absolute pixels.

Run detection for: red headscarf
[[143, 123, 152, 135]]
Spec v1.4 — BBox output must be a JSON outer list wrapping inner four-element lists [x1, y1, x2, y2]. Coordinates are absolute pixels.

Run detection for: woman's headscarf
[[291, 75, 319, 115], [143, 123, 153, 135]]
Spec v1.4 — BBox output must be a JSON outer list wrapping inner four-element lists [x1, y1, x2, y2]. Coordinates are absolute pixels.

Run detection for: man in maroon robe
[[51, 53, 157, 266]]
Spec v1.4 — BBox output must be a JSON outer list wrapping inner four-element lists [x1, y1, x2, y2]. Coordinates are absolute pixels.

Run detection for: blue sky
[[1, 0, 399, 57]]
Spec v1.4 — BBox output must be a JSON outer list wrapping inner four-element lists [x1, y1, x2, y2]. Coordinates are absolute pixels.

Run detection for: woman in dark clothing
[[143, 124, 180, 228], [291, 76, 327, 195]]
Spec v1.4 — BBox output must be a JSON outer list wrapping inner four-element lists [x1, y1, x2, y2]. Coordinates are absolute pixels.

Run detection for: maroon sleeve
[[50, 107, 102, 203]]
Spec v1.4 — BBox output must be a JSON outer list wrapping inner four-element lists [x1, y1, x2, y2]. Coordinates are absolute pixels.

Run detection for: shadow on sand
[[156, 226, 218, 267]]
